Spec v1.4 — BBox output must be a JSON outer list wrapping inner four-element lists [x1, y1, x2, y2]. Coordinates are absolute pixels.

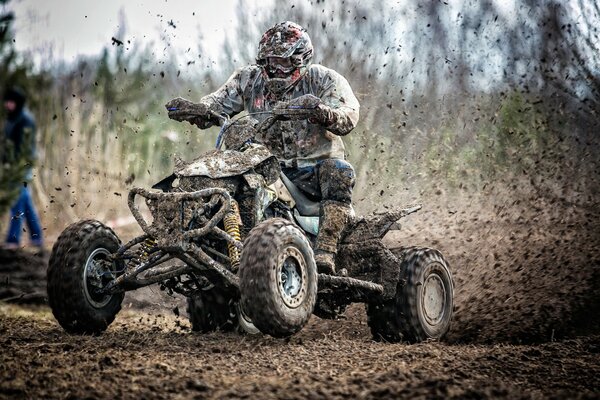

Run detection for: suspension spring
[[131, 237, 157, 268], [223, 200, 242, 272]]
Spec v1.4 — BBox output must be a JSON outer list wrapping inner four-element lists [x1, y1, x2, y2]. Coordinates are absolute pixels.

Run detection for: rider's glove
[[165, 97, 211, 127], [309, 103, 336, 126], [272, 94, 321, 120], [272, 94, 337, 128]]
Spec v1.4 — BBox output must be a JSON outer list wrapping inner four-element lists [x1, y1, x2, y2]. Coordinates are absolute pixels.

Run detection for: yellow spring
[[132, 237, 156, 268], [223, 200, 242, 271], [141, 237, 156, 258]]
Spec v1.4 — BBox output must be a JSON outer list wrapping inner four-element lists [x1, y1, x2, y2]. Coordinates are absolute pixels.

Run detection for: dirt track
[[1, 186, 599, 399], [1, 304, 599, 399]]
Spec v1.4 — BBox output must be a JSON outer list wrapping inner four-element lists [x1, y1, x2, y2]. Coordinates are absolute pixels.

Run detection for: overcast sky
[[9, 0, 272, 64], [8, 0, 519, 74]]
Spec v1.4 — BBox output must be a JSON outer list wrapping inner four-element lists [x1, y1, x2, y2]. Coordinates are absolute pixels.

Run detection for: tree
[[0, 0, 36, 216]]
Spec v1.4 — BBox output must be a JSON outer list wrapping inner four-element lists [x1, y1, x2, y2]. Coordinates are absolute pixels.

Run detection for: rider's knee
[[318, 159, 355, 203]]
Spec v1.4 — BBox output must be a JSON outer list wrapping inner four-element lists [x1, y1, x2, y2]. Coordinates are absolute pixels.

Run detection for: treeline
[[218, 0, 599, 208], [1, 0, 598, 232], [0, 2, 219, 226]]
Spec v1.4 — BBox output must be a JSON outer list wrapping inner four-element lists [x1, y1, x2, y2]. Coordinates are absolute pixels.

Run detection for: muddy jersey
[[200, 64, 359, 168]]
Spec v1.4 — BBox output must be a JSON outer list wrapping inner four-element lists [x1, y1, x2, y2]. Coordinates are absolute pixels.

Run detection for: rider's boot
[[315, 201, 353, 275]]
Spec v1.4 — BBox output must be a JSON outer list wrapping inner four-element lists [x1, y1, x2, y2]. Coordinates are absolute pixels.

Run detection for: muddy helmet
[[257, 21, 313, 95]]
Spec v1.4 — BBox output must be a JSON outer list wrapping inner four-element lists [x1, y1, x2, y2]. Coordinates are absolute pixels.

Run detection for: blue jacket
[[4, 108, 36, 179]]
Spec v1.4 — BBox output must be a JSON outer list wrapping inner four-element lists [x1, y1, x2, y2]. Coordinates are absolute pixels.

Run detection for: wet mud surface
[[1, 188, 599, 399], [0, 249, 46, 304], [1, 304, 599, 399]]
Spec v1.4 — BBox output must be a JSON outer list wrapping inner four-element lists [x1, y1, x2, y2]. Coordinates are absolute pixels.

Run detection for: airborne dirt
[[1, 188, 599, 399]]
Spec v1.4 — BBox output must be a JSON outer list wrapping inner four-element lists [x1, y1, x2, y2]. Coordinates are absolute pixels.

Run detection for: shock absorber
[[141, 237, 157, 260], [132, 237, 157, 268], [223, 200, 242, 272]]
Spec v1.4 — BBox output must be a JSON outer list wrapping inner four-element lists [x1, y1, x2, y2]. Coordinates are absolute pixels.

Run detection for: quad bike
[[47, 96, 453, 342]]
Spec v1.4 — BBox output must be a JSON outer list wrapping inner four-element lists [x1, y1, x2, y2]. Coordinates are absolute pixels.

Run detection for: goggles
[[264, 57, 296, 75]]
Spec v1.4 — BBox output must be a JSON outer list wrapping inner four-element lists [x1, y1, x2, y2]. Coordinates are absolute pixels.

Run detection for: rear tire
[[239, 218, 317, 338], [187, 290, 260, 334], [187, 289, 236, 333], [47, 220, 124, 334], [366, 247, 453, 343]]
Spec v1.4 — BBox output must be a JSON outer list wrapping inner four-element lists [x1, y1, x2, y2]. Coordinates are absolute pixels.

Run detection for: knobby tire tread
[[47, 220, 124, 334], [366, 247, 453, 343], [186, 291, 236, 333], [239, 218, 316, 338]]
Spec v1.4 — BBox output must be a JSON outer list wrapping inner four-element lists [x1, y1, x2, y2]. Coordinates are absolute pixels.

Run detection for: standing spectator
[[2, 86, 43, 251]]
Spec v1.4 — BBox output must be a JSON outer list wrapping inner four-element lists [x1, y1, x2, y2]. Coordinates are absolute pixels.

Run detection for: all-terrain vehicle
[[47, 96, 453, 342]]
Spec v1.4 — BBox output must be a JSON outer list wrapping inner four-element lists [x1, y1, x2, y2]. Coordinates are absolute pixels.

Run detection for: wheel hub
[[276, 246, 308, 308], [83, 248, 116, 308], [421, 273, 446, 325]]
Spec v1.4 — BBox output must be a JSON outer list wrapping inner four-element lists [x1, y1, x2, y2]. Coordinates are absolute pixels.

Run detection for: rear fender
[[336, 239, 402, 299], [152, 174, 177, 192], [342, 205, 421, 244]]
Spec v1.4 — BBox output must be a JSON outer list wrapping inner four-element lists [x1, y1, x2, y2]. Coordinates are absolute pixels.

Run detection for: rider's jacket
[[199, 64, 359, 168]]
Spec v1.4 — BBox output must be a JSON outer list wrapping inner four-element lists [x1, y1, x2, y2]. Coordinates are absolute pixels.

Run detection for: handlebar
[[214, 112, 277, 150], [168, 94, 322, 150]]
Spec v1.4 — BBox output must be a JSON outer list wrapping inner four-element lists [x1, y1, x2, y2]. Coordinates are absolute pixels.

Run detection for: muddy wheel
[[187, 290, 235, 333], [239, 218, 317, 338], [366, 247, 453, 343], [187, 290, 260, 334], [47, 220, 124, 334]]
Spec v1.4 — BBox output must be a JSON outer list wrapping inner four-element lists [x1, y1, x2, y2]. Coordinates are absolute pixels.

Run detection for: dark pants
[[5, 185, 43, 246], [282, 159, 355, 205]]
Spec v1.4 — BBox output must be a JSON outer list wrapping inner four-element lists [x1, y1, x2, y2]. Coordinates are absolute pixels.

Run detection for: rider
[[166, 21, 359, 275]]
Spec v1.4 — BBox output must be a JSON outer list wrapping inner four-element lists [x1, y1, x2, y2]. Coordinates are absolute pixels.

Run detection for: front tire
[[366, 247, 453, 343], [47, 220, 124, 334], [239, 218, 317, 338]]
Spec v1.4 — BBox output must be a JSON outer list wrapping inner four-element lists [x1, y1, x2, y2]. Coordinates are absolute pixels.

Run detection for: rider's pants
[[281, 158, 355, 204], [283, 159, 355, 254]]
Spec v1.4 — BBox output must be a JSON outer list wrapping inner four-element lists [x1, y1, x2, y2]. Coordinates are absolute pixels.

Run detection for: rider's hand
[[308, 103, 335, 126], [272, 94, 321, 120], [165, 97, 209, 123]]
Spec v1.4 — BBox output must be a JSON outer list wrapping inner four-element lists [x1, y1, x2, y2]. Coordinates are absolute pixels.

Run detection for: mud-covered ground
[[1, 186, 599, 399], [0, 303, 598, 400]]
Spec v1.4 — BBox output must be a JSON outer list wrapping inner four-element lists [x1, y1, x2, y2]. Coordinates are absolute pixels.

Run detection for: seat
[[279, 173, 320, 217]]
